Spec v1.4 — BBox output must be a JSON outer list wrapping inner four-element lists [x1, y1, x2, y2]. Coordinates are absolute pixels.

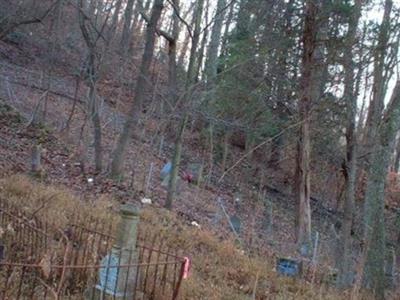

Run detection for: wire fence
[[0, 199, 187, 299]]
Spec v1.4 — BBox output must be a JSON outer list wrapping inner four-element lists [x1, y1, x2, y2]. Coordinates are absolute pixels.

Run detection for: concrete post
[[87, 204, 140, 299], [115, 204, 140, 251]]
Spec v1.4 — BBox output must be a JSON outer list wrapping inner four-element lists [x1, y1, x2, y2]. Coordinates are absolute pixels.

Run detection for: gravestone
[[161, 162, 172, 187], [160, 162, 172, 180], [276, 258, 302, 277], [233, 190, 242, 211], [230, 215, 241, 234], [96, 252, 123, 296]]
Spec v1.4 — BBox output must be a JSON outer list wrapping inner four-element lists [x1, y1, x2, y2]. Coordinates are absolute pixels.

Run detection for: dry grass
[[0, 175, 381, 299], [0, 175, 118, 229]]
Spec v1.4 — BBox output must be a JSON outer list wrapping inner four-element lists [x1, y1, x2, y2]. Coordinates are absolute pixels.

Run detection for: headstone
[[230, 215, 241, 234], [160, 162, 172, 180], [299, 243, 311, 257], [276, 258, 302, 277], [233, 190, 242, 211], [96, 252, 123, 296], [212, 210, 222, 225]]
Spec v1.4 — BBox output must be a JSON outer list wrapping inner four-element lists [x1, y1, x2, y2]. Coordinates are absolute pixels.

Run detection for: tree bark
[[78, 0, 104, 172], [165, 113, 189, 209], [186, 0, 205, 87], [165, 0, 205, 209], [363, 80, 400, 299], [110, 0, 164, 178], [87, 71, 103, 173], [295, 0, 318, 253], [167, 0, 180, 106], [108, 0, 123, 41], [204, 0, 226, 102], [120, 0, 136, 54], [363, 0, 393, 161], [219, 0, 234, 57], [337, 0, 362, 288], [393, 137, 400, 172], [177, 4, 196, 68]]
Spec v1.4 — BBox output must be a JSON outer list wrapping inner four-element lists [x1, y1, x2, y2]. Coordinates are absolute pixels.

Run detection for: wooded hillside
[[1, 0, 400, 299]]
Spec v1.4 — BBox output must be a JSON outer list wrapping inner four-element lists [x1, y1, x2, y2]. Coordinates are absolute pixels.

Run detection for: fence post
[[88, 204, 140, 299]]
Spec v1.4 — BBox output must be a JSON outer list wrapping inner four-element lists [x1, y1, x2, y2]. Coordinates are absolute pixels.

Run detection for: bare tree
[[78, 0, 106, 172], [363, 0, 393, 161], [295, 0, 318, 253], [120, 0, 136, 54], [363, 80, 400, 298], [204, 0, 226, 96], [108, 0, 123, 41], [110, 0, 164, 178], [165, 0, 205, 210], [337, 0, 362, 288]]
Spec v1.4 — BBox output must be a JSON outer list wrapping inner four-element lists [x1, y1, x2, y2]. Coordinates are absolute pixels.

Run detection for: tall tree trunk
[[167, 0, 180, 106], [267, 0, 295, 169], [219, 0, 234, 57], [166, 0, 205, 209], [295, 0, 319, 253], [204, 0, 226, 102], [88, 74, 103, 172], [136, 0, 152, 35], [363, 81, 400, 299], [177, 30, 191, 67], [363, 0, 393, 160], [110, 0, 164, 178], [337, 0, 362, 288], [186, 0, 205, 86], [120, 0, 136, 54], [172, 1, 195, 67], [165, 113, 188, 209], [108, 0, 123, 41], [78, 0, 104, 172], [88, 0, 97, 17], [393, 137, 400, 172], [195, 20, 208, 83]]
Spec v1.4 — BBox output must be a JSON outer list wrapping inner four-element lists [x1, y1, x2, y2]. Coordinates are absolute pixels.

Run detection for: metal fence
[[0, 200, 187, 299]]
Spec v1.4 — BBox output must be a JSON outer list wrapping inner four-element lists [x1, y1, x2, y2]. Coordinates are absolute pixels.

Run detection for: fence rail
[[0, 199, 187, 299]]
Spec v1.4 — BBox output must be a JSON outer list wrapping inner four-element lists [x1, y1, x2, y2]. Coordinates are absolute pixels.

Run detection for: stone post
[[115, 204, 140, 251], [87, 204, 140, 299]]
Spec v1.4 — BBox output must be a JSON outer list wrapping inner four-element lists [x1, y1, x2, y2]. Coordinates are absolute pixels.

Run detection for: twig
[[252, 270, 260, 300]]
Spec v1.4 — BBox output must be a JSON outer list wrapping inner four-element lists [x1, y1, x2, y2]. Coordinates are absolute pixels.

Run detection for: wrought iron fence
[[0, 200, 188, 299]]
